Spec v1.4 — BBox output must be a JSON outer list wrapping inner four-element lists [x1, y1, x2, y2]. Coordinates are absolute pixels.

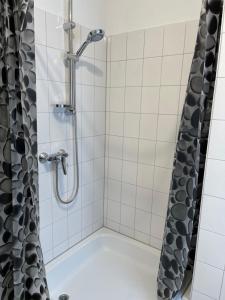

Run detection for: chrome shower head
[[87, 29, 105, 42], [76, 29, 105, 59]]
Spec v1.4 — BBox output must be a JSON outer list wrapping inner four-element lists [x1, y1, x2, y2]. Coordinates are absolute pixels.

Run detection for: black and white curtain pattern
[[0, 1, 49, 299], [157, 0, 223, 299]]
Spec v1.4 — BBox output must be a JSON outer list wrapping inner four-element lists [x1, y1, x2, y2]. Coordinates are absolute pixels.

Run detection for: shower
[[39, 0, 105, 204], [75, 29, 105, 59]]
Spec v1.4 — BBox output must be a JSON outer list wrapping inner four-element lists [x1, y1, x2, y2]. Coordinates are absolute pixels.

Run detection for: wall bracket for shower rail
[[63, 21, 76, 32]]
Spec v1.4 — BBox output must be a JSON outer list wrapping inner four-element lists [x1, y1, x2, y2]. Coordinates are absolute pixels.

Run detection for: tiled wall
[[35, 7, 107, 263], [104, 21, 199, 249], [191, 8, 225, 300]]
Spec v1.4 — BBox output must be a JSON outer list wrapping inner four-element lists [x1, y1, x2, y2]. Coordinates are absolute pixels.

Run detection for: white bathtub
[[46, 228, 191, 300]]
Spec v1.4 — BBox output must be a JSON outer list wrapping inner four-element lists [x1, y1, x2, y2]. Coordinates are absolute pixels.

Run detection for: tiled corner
[[35, 7, 106, 263], [105, 19, 197, 248]]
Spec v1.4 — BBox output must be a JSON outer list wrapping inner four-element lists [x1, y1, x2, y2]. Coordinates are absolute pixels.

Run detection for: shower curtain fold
[[0, 1, 49, 299], [157, 0, 223, 299]]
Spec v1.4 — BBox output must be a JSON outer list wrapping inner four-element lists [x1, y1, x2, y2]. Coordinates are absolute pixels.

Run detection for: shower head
[[76, 29, 105, 59], [87, 29, 105, 42]]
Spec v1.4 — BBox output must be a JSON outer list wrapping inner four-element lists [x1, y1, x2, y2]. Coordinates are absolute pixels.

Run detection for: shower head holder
[[63, 21, 76, 32]]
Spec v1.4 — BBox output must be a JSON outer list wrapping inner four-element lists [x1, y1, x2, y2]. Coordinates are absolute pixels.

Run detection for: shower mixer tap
[[39, 150, 69, 176]]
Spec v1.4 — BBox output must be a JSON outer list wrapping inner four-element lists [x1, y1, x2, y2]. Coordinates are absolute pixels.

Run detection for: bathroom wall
[[191, 8, 225, 300], [35, 6, 106, 263], [105, 0, 202, 35], [104, 20, 199, 249], [35, 0, 106, 30]]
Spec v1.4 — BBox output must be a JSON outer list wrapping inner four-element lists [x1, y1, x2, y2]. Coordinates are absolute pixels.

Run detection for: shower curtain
[[157, 0, 223, 299], [0, 1, 49, 299]]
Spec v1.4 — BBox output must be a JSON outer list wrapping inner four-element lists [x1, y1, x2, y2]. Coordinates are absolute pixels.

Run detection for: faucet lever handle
[[59, 150, 68, 176]]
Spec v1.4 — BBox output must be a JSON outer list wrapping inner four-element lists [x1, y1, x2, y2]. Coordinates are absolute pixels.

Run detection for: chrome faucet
[[39, 149, 69, 175]]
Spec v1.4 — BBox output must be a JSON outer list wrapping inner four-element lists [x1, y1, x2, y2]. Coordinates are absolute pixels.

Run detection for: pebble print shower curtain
[[157, 0, 223, 299], [0, 1, 49, 299]]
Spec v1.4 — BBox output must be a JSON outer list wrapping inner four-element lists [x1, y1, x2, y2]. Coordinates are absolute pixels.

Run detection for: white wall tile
[[155, 142, 175, 168], [151, 214, 165, 239], [220, 275, 225, 300], [204, 159, 225, 199], [135, 209, 151, 234], [141, 87, 160, 114], [122, 161, 138, 185], [154, 167, 171, 193], [36, 44, 48, 80], [192, 291, 215, 300], [110, 112, 124, 136], [124, 113, 140, 138], [94, 87, 106, 112], [47, 47, 67, 82], [46, 12, 65, 49], [208, 120, 225, 160], [136, 187, 153, 212], [107, 200, 121, 223], [200, 195, 225, 236], [184, 20, 198, 53], [212, 78, 225, 120], [218, 34, 225, 77], [40, 225, 53, 253], [157, 115, 178, 142], [121, 205, 135, 228], [95, 39, 107, 61], [125, 87, 142, 113], [152, 191, 168, 217], [37, 113, 50, 143], [144, 27, 164, 58], [161, 55, 183, 85], [110, 61, 126, 87], [137, 164, 154, 189], [138, 140, 155, 165], [126, 60, 143, 86], [123, 138, 139, 162], [108, 158, 122, 180], [109, 136, 123, 159], [48, 82, 68, 111], [107, 179, 121, 201], [163, 23, 185, 55], [40, 198, 53, 229], [53, 217, 68, 247], [193, 262, 223, 299], [50, 113, 67, 142], [181, 54, 192, 85], [159, 86, 180, 115], [110, 34, 127, 61], [81, 57, 95, 85], [140, 114, 158, 140], [34, 8, 46, 45], [197, 229, 225, 270], [143, 57, 162, 86], [121, 183, 136, 206], [127, 30, 145, 59], [95, 60, 106, 87], [110, 87, 125, 112]]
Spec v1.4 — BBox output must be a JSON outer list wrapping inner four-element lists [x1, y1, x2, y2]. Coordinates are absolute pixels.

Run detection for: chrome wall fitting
[[63, 21, 76, 31], [39, 150, 69, 175]]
